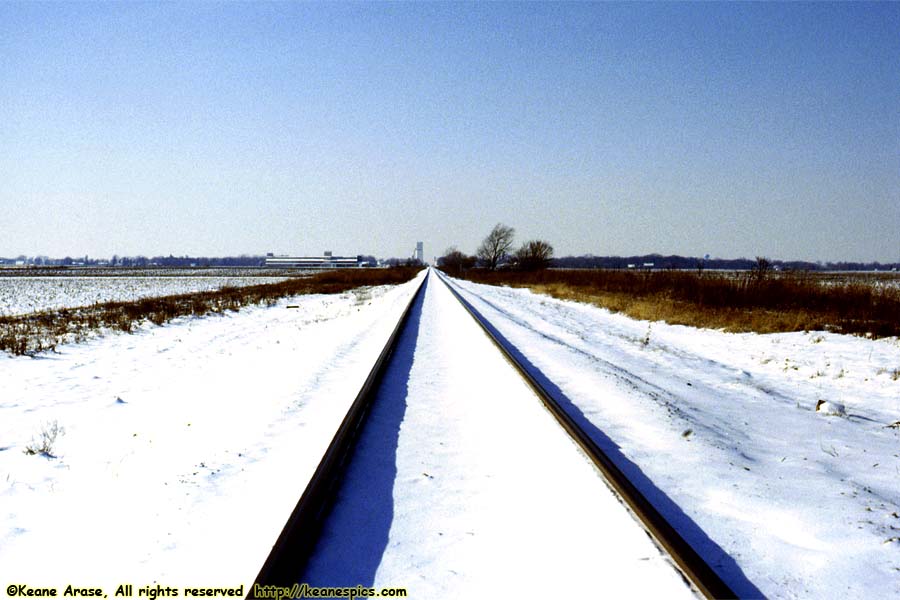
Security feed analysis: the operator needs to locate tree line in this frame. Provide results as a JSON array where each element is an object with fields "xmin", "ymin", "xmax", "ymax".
[
  {"xmin": 551, "ymin": 255, "xmax": 900, "ymax": 272},
  {"xmin": 437, "ymin": 225, "xmax": 900, "ymax": 275},
  {"xmin": 438, "ymin": 223, "xmax": 554, "ymax": 275}
]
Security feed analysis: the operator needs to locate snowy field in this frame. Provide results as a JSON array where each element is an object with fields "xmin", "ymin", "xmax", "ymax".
[
  {"xmin": 0, "ymin": 275, "xmax": 291, "ymax": 316},
  {"xmin": 445, "ymin": 273, "xmax": 900, "ymax": 598},
  {"xmin": 0, "ymin": 273, "xmax": 423, "ymax": 589},
  {"xmin": 2, "ymin": 266, "xmax": 899, "ymax": 597}
]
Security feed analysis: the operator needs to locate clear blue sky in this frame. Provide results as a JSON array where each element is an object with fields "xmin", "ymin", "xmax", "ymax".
[{"xmin": 2, "ymin": 1, "xmax": 898, "ymax": 262}]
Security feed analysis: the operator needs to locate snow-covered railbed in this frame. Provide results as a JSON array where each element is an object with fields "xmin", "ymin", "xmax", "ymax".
[
  {"xmin": 445, "ymin": 274, "xmax": 900, "ymax": 598},
  {"xmin": 0, "ymin": 272, "xmax": 424, "ymax": 589},
  {"xmin": 303, "ymin": 269, "xmax": 694, "ymax": 598}
]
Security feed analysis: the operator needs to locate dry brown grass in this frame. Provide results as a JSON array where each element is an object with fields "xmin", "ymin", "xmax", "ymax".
[
  {"xmin": 457, "ymin": 269, "xmax": 900, "ymax": 338},
  {"xmin": 1, "ymin": 267, "xmax": 421, "ymax": 356}
]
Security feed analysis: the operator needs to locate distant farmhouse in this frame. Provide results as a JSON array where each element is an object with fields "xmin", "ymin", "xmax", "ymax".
[{"xmin": 264, "ymin": 251, "xmax": 363, "ymax": 269}]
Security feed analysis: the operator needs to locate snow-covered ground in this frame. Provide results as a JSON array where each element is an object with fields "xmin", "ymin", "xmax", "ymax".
[
  {"xmin": 0, "ymin": 273, "xmax": 423, "ymax": 589},
  {"xmin": 444, "ymin": 273, "xmax": 900, "ymax": 599},
  {"xmin": 4, "ymin": 265, "xmax": 899, "ymax": 597},
  {"xmin": 304, "ymin": 270, "xmax": 693, "ymax": 598},
  {"xmin": 0, "ymin": 275, "xmax": 291, "ymax": 316}
]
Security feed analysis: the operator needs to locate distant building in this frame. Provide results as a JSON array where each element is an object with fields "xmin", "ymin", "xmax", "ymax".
[
  {"xmin": 415, "ymin": 242, "xmax": 424, "ymax": 264},
  {"xmin": 264, "ymin": 252, "xmax": 363, "ymax": 269}
]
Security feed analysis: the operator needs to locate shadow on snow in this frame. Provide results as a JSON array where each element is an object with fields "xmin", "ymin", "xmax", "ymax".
[
  {"xmin": 299, "ymin": 276, "xmax": 427, "ymax": 586},
  {"xmin": 453, "ymin": 285, "xmax": 764, "ymax": 599}
]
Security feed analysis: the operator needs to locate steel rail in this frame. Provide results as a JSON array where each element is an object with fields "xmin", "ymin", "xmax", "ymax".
[
  {"xmin": 435, "ymin": 269, "xmax": 736, "ymax": 600},
  {"xmin": 250, "ymin": 272, "xmax": 427, "ymax": 593}
]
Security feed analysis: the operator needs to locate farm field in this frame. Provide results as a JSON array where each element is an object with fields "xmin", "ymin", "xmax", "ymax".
[
  {"xmin": 0, "ymin": 268, "xmax": 420, "ymax": 356},
  {"xmin": 1, "ymin": 268, "xmax": 898, "ymax": 597},
  {"xmin": 445, "ymin": 273, "xmax": 900, "ymax": 598},
  {"xmin": 0, "ymin": 269, "xmax": 295, "ymax": 317},
  {"xmin": 698, "ymin": 270, "xmax": 900, "ymax": 290},
  {"xmin": 0, "ymin": 273, "xmax": 425, "ymax": 588},
  {"xmin": 457, "ymin": 268, "xmax": 900, "ymax": 338}
]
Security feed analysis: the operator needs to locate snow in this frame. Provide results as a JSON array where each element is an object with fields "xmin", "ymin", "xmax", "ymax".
[
  {"xmin": 0, "ymin": 273, "xmax": 423, "ymax": 589},
  {"xmin": 0, "ymin": 275, "xmax": 291, "ymax": 316},
  {"xmin": 815, "ymin": 399, "xmax": 847, "ymax": 417},
  {"xmin": 3, "ymin": 264, "xmax": 898, "ymax": 597},
  {"xmin": 303, "ymin": 270, "xmax": 693, "ymax": 597},
  {"xmin": 444, "ymin": 273, "xmax": 900, "ymax": 599}
]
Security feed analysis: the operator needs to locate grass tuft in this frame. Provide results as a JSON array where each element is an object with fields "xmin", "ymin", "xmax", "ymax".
[{"xmin": 24, "ymin": 420, "xmax": 64, "ymax": 458}]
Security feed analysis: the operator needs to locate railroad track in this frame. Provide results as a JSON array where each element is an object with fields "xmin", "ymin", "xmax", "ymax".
[
  {"xmin": 434, "ymin": 270, "xmax": 736, "ymax": 599},
  {"xmin": 251, "ymin": 268, "xmax": 736, "ymax": 599},
  {"xmin": 251, "ymin": 271, "xmax": 427, "ymax": 590}
]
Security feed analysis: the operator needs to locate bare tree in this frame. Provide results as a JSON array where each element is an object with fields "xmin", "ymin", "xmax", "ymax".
[
  {"xmin": 515, "ymin": 239, "xmax": 554, "ymax": 271},
  {"xmin": 477, "ymin": 223, "xmax": 515, "ymax": 270},
  {"xmin": 749, "ymin": 256, "xmax": 771, "ymax": 284}
]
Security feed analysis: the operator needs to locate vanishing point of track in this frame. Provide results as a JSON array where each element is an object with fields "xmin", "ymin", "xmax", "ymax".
[{"xmin": 250, "ymin": 269, "xmax": 736, "ymax": 599}]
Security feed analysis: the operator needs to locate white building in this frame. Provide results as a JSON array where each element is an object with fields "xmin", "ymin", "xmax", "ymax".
[{"xmin": 264, "ymin": 251, "xmax": 362, "ymax": 269}]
